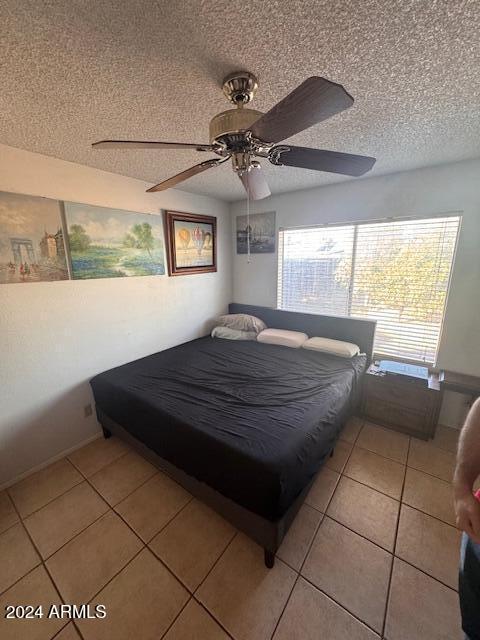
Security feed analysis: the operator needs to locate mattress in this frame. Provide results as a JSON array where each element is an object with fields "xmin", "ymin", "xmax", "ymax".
[{"xmin": 90, "ymin": 337, "xmax": 366, "ymax": 520}]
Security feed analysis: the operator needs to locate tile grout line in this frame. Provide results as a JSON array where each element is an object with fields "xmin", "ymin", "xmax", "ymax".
[
  {"xmin": 67, "ymin": 447, "xmax": 131, "ymax": 482},
  {"xmin": 301, "ymin": 419, "xmax": 399, "ymax": 638},
  {"xmin": 7, "ymin": 459, "xmax": 119, "ymax": 566},
  {"xmin": 4, "ymin": 435, "xmax": 236, "ymax": 638},
  {"xmin": 76, "ymin": 457, "xmax": 237, "ymax": 616},
  {"xmin": 270, "ymin": 419, "xmax": 458, "ymax": 639},
  {"xmin": 278, "ymin": 420, "xmax": 459, "ymax": 639},
  {"xmin": 351, "ymin": 443, "xmax": 410, "ymax": 466},
  {"xmin": 157, "ymin": 595, "xmax": 194, "ymax": 640},
  {"xmin": 190, "ymin": 528, "xmax": 302, "ymax": 640},
  {"xmin": 73, "ymin": 441, "xmax": 199, "ymax": 530},
  {"xmin": 404, "ymin": 463, "xmax": 454, "ymax": 484},
  {"xmin": 355, "ymin": 419, "xmax": 456, "ymax": 466},
  {"xmin": 2, "ymin": 490, "xmax": 74, "ymax": 638},
  {"xmin": 269, "ymin": 418, "xmax": 365, "ymax": 640},
  {"xmin": 307, "ymin": 461, "xmax": 456, "ymax": 529},
  {"xmin": 3, "ymin": 442, "xmax": 193, "ymax": 635},
  {"xmin": 395, "ymin": 501, "xmax": 458, "ymax": 531},
  {"xmin": 310, "ymin": 486, "xmax": 455, "ymax": 530},
  {"xmin": 341, "ymin": 467, "xmax": 404, "ymax": 501},
  {"xmin": 6, "ymin": 474, "xmax": 84, "ymax": 522},
  {"xmin": 10, "ymin": 447, "xmax": 189, "ymax": 566},
  {"xmin": 80, "ymin": 469, "xmax": 203, "ymax": 600},
  {"xmin": 299, "ymin": 574, "xmax": 383, "ymax": 637},
  {"xmin": 388, "ymin": 555, "xmax": 460, "ymax": 594},
  {"xmin": 87, "ymin": 468, "xmax": 158, "ymax": 510},
  {"xmin": 193, "ymin": 530, "xmax": 239, "ymax": 595},
  {"xmin": 299, "ymin": 418, "xmax": 363, "ymax": 575},
  {"xmin": 321, "ymin": 512, "xmax": 394, "ymax": 555},
  {"xmin": 341, "ymin": 436, "xmax": 455, "ymax": 485},
  {"xmin": 143, "ymin": 495, "xmax": 195, "ymax": 546},
  {"xmin": 315, "ymin": 507, "xmax": 461, "ymax": 592},
  {"xmin": 83, "ymin": 544, "xmax": 146, "ymax": 609},
  {"xmin": 150, "ymin": 519, "xmax": 237, "ymax": 640},
  {"xmin": 38, "ymin": 508, "xmax": 110, "ymax": 562},
  {"xmin": 380, "ymin": 436, "xmax": 411, "ymax": 639},
  {"xmin": 157, "ymin": 527, "xmax": 238, "ymax": 640},
  {"xmin": 188, "ymin": 532, "xmax": 240, "ymax": 639},
  {"xmin": 191, "ymin": 599, "xmax": 236, "ymax": 640},
  {"xmin": 50, "ymin": 621, "xmax": 83, "ymax": 640},
  {"xmin": 5, "ymin": 441, "xmax": 130, "ymax": 524},
  {"xmin": 0, "ymin": 505, "xmax": 110, "ymax": 599},
  {"xmin": 68, "ymin": 440, "xmax": 162, "ymax": 505},
  {"xmin": 7, "ymin": 448, "xmax": 180, "ymax": 638}
]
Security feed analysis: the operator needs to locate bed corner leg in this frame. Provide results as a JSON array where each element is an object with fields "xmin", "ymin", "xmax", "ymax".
[
  {"xmin": 102, "ymin": 427, "xmax": 112, "ymax": 439},
  {"xmin": 264, "ymin": 549, "xmax": 275, "ymax": 569},
  {"xmin": 330, "ymin": 447, "xmax": 335, "ymax": 458}
]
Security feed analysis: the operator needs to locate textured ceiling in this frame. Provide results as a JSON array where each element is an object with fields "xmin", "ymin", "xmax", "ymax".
[{"xmin": 1, "ymin": 0, "xmax": 479, "ymax": 201}]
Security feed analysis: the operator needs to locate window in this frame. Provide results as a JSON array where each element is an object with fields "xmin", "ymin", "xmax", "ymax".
[{"xmin": 278, "ymin": 215, "xmax": 461, "ymax": 363}]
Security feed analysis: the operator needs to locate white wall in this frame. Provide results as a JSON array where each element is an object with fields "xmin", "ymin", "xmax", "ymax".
[
  {"xmin": 0, "ymin": 144, "xmax": 232, "ymax": 487},
  {"xmin": 231, "ymin": 159, "xmax": 480, "ymax": 426}
]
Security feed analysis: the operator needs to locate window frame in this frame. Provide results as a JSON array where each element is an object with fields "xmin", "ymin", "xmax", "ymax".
[{"xmin": 277, "ymin": 211, "xmax": 462, "ymax": 366}]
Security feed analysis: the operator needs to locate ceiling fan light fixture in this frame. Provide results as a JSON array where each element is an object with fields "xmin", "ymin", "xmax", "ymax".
[{"xmin": 232, "ymin": 151, "xmax": 252, "ymax": 174}]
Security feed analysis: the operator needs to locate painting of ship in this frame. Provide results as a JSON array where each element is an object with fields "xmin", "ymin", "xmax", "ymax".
[{"xmin": 236, "ymin": 211, "xmax": 276, "ymax": 254}]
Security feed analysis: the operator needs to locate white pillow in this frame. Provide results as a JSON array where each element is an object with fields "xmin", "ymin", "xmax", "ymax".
[
  {"xmin": 257, "ymin": 328, "xmax": 308, "ymax": 349},
  {"xmin": 211, "ymin": 326, "xmax": 257, "ymax": 341},
  {"xmin": 302, "ymin": 336, "xmax": 360, "ymax": 358},
  {"xmin": 217, "ymin": 313, "xmax": 267, "ymax": 334}
]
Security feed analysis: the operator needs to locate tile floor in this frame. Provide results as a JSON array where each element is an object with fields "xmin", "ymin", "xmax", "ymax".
[{"xmin": 0, "ymin": 419, "xmax": 463, "ymax": 639}]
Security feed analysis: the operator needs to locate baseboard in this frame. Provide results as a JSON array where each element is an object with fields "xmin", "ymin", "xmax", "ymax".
[{"xmin": 0, "ymin": 431, "xmax": 103, "ymax": 491}]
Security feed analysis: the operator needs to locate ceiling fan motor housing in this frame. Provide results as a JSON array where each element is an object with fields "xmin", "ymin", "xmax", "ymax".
[{"xmin": 209, "ymin": 108, "xmax": 263, "ymax": 148}]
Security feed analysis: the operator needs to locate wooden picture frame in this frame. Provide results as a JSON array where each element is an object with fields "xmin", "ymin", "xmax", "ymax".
[{"xmin": 164, "ymin": 210, "xmax": 217, "ymax": 276}]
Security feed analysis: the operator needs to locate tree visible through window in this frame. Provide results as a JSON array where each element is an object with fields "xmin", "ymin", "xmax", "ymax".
[{"xmin": 278, "ymin": 216, "xmax": 460, "ymax": 363}]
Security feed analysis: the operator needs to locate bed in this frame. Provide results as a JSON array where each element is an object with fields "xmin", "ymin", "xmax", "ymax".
[{"xmin": 90, "ymin": 303, "xmax": 376, "ymax": 567}]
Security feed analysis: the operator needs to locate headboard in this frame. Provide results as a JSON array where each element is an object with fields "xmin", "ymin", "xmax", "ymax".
[{"xmin": 229, "ymin": 303, "xmax": 377, "ymax": 363}]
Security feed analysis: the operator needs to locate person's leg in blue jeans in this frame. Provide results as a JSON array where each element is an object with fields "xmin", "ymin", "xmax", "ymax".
[{"xmin": 459, "ymin": 533, "xmax": 480, "ymax": 640}]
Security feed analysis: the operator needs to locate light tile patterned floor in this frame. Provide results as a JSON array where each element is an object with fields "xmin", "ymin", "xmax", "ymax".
[{"xmin": 0, "ymin": 419, "xmax": 463, "ymax": 640}]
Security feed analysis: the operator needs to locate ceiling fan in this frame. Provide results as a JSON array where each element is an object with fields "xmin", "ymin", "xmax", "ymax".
[{"xmin": 92, "ymin": 71, "xmax": 376, "ymax": 200}]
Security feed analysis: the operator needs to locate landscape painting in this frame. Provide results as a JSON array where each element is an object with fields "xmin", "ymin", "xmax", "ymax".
[
  {"xmin": 236, "ymin": 211, "xmax": 276, "ymax": 254},
  {"xmin": 0, "ymin": 190, "xmax": 69, "ymax": 284},
  {"xmin": 165, "ymin": 210, "xmax": 216, "ymax": 275},
  {"xmin": 64, "ymin": 202, "xmax": 165, "ymax": 279}
]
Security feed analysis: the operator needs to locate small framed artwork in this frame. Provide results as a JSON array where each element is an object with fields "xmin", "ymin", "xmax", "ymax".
[
  {"xmin": 164, "ymin": 210, "xmax": 217, "ymax": 275},
  {"xmin": 236, "ymin": 211, "xmax": 276, "ymax": 254}
]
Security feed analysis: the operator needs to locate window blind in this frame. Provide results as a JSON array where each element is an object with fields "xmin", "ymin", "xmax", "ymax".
[{"xmin": 278, "ymin": 215, "xmax": 460, "ymax": 364}]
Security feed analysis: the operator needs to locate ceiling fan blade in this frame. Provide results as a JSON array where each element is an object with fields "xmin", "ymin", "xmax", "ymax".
[
  {"xmin": 92, "ymin": 140, "xmax": 213, "ymax": 152},
  {"xmin": 249, "ymin": 77, "xmax": 354, "ymax": 144},
  {"xmin": 146, "ymin": 158, "xmax": 227, "ymax": 193},
  {"xmin": 270, "ymin": 146, "xmax": 376, "ymax": 176},
  {"xmin": 239, "ymin": 164, "xmax": 271, "ymax": 200}
]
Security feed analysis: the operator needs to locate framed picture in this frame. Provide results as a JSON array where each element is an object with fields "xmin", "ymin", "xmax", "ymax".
[
  {"xmin": 0, "ymin": 190, "xmax": 69, "ymax": 284},
  {"xmin": 236, "ymin": 211, "xmax": 276, "ymax": 254},
  {"xmin": 164, "ymin": 210, "xmax": 217, "ymax": 275},
  {"xmin": 63, "ymin": 201, "xmax": 165, "ymax": 280}
]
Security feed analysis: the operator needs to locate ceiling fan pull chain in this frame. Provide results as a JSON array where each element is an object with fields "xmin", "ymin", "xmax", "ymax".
[{"xmin": 247, "ymin": 179, "xmax": 251, "ymax": 264}]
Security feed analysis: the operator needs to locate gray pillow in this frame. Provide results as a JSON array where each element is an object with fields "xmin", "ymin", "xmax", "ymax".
[
  {"xmin": 217, "ymin": 313, "xmax": 267, "ymax": 334},
  {"xmin": 211, "ymin": 326, "xmax": 257, "ymax": 341}
]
